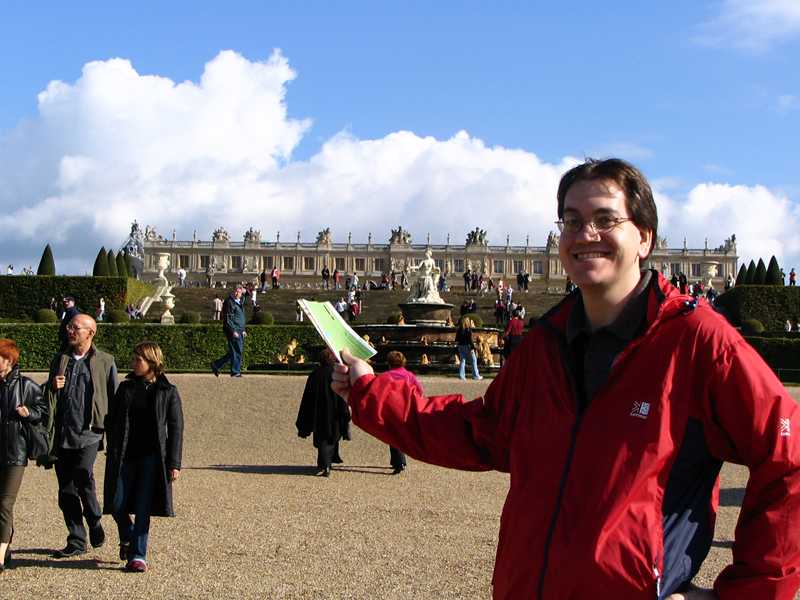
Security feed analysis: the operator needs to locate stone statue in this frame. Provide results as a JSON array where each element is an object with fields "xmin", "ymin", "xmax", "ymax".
[
  {"xmin": 407, "ymin": 249, "xmax": 444, "ymax": 304},
  {"xmin": 656, "ymin": 236, "xmax": 668, "ymax": 250},
  {"xmin": 212, "ymin": 227, "xmax": 230, "ymax": 243},
  {"xmin": 316, "ymin": 228, "xmax": 332, "ymax": 245},
  {"xmin": 466, "ymin": 227, "xmax": 488, "ymax": 246},
  {"xmin": 546, "ymin": 231, "xmax": 560, "ymax": 250},
  {"xmin": 243, "ymin": 227, "xmax": 261, "ymax": 243},
  {"xmin": 390, "ymin": 226, "xmax": 412, "ymax": 245},
  {"xmin": 715, "ymin": 234, "xmax": 737, "ymax": 253},
  {"xmin": 144, "ymin": 225, "xmax": 163, "ymax": 242},
  {"xmin": 122, "ymin": 221, "xmax": 145, "ymax": 259}
]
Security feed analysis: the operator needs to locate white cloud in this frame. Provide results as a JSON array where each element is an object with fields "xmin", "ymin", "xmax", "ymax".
[
  {"xmin": 695, "ymin": 0, "xmax": 800, "ymax": 52},
  {"xmin": 0, "ymin": 50, "xmax": 798, "ymax": 276}
]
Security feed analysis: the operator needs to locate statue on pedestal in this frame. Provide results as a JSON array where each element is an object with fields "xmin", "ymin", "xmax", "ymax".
[{"xmin": 407, "ymin": 249, "xmax": 444, "ymax": 304}]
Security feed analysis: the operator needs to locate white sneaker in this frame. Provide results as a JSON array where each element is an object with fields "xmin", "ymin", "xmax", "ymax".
[{"xmin": 473, "ymin": 375, "xmax": 483, "ymax": 381}]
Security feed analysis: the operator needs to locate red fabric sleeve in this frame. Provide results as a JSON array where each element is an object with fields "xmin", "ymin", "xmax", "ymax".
[
  {"xmin": 701, "ymin": 338, "xmax": 800, "ymax": 600},
  {"xmin": 347, "ymin": 361, "xmax": 520, "ymax": 472}
]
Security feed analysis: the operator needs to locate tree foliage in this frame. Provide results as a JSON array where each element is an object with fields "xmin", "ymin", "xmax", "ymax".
[
  {"xmin": 744, "ymin": 260, "xmax": 757, "ymax": 284},
  {"xmin": 754, "ymin": 258, "xmax": 768, "ymax": 285},
  {"xmin": 735, "ymin": 264, "xmax": 748, "ymax": 286},
  {"xmin": 93, "ymin": 247, "xmax": 109, "ymax": 276},
  {"xmin": 37, "ymin": 244, "xmax": 56, "ymax": 276},
  {"xmin": 116, "ymin": 252, "xmax": 129, "ymax": 278},
  {"xmin": 107, "ymin": 249, "xmax": 119, "ymax": 277},
  {"xmin": 766, "ymin": 256, "xmax": 783, "ymax": 286}
]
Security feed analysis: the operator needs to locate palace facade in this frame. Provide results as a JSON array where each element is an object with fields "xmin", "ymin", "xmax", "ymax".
[{"xmin": 128, "ymin": 223, "xmax": 739, "ymax": 287}]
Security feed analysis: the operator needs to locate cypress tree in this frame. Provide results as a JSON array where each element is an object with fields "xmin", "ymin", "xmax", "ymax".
[
  {"xmin": 107, "ymin": 249, "xmax": 119, "ymax": 277},
  {"xmin": 754, "ymin": 258, "xmax": 767, "ymax": 284},
  {"xmin": 116, "ymin": 252, "xmax": 129, "ymax": 278},
  {"xmin": 37, "ymin": 244, "xmax": 56, "ymax": 275},
  {"xmin": 735, "ymin": 264, "xmax": 747, "ymax": 286},
  {"xmin": 744, "ymin": 260, "xmax": 756, "ymax": 284},
  {"xmin": 765, "ymin": 256, "xmax": 783, "ymax": 285},
  {"xmin": 93, "ymin": 247, "xmax": 109, "ymax": 276}
]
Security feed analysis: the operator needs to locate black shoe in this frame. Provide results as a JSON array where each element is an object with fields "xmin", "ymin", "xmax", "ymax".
[
  {"xmin": 89, "ymin": 523, "xmax": 105, "ymax": 548},
  {"xmin": 319, "ymin": 467, "xmax": 331, "ymax": 477},
  {"xmin": 119, "ymin": 542, "xmax": 131, "ymax": 561},
  {"xmin": 392, "ymin": 465, "xmax": 406, "ymax": 475},
  {"xmin": 211, "ymin": 362, "xmax": 220, "ymax": 377},
  {"xmin": 52, "ymin": 545, "xmax": 87, "ymax": 558},
  {"xmin": 230, "ymin": 373, "xmax": 242, "ymax": 378}
]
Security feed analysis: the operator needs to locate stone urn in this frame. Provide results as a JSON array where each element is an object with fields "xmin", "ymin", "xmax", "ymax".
[{"xmin": 160, "ymin": 290, "xmax": 176, "ymax": 325}]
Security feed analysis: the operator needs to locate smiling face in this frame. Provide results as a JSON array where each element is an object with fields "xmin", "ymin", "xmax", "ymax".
[{"xmin": 558, "ymin": 179, "xmax": 652, "ymax": 294}]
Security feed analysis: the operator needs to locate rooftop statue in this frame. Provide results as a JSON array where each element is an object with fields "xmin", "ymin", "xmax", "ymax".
[
  {"xmin": 316, "ymin": 227, "xmax": 332, "ymax": 245},
  {"xmin": 212, "ymin": 227, "xmax": 230, "ymax": 242},
  {"xmin": 390, "ymin": 226, "xmax": 412, "ymax": 245},
  {"xmin": 466, "ymin": 227, "xmax": 488, "ymax": 246},
  {"xmin": 122, "ymin": 221, "xmax": 146, "ymax": 259},
  {"xmin": 244, "ymin": 227, "xmax": 261, "ymax": 243}
]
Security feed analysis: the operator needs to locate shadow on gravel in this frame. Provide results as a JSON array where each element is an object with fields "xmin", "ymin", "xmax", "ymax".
[
  {"xmin": 712, "ymin": 540, "xmax": 734, "ymax": 549},
  {"xmin": 11, "ymin": 548, "xmax": 119, "ymax": 570},
  {"xmin": 719, "ymin": 487, "xmax": 745, "ymax": 507},
  {"xmin": 192, "ymin": 464, "xmax": 395, "ymax": 476},
  {"xmin": 195, "ymin": 464, "xmax": 320, "ymax": 476}
]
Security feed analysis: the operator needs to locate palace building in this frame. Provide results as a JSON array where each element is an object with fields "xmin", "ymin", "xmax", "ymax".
[{"xmin": 125, "ymin": 222, "xmax": 739, "ymax": 287}]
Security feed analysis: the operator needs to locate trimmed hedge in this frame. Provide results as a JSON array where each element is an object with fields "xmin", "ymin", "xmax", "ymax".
[
  {"xmin": 746, "ymin": 335, "xmax": 800, "ymax": 383},
  {"xmin": 0, "ymin": 323, "xmax": 320, "ymax": 371},
  {"xmin": 35, "ymin": 309, "xmax": 59, "ymax": 323},
  {"xmin": 0, "ymin": 276, "xmax": 127, "ymax": 320},
  {"xmin": 715, "ymin": 285, "xmax": 800, "ymax": 331}
]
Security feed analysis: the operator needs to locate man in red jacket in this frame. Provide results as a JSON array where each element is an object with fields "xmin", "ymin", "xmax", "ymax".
[{"xmin": 332, "ymin": 158, "xmax": 800, "ymax": 600}]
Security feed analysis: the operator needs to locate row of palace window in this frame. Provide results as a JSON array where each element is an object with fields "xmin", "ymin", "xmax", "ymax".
[
  {"xmin": 172, "ymin": 254, "xmax": 551, "ymax": 275},
  {"xmin": 171, "ymin": 255, "xmax": 726, "ymax": 278}
]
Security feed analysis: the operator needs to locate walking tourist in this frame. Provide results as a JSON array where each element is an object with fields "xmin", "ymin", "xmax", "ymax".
[
  {"xmin": 212, "ymin": 294, "xmax": 223, "ymax": 321},
  {"xmin": 296, "ymin": 349, "xmax": 350, "ymax": 477},
  {"xmin": 0, "ymin": 339, "xmax": 48, "ymax": 572},
  {"xmin": 103, "ymin": 342, "xmax": 184, "ymax": 573},
  {"xmin": 48, "ymin": 314, "xmax": 118, "ymax": 558},
  {"xmin": 380, "ymin": 351, "xmax": 419, "ymax": 474},
  {"xmin": 790, "ymin": 268, "xmax": 796, "ymax": 286},
  {"xmin": 331, "ymin": 158, "xmax": 800, "ymax": 599},
  {"xmin": 58, "ymin": 296, "xmax": 80, "ymax": 352},
  {"xmin": 270, "ymin": 266, "xmax": 280, "ymax": 289},
  {"xmin": 211, "ymin": 285, "xmax": 246, "ymax": 377},
  {"xmin": 321, "ymin": 265, "xmax": 330, "ymax": 289},
  {"xmin": 502, "ymin": 309, "xmax": 524, "ymax": 361},
  {"xmin": 454, "ymin": 317, "xmax": 482, "ymax": 381},
  {"xmin": 259, "ymin": 268, "xmax": 268, "ymax": 292}
]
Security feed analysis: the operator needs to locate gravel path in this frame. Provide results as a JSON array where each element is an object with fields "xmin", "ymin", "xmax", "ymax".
[{"xmin": 3, "ymin": 374, "xmax": 798, "ymax": 599}]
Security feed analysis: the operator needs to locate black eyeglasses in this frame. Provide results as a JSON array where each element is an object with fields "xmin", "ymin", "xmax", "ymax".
[{"xmin": 555, "ymin": 215, "xmax": 633, "ymax": 235}]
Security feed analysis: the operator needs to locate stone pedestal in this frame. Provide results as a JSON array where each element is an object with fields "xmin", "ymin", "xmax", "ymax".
[{"xmin": 398, "ymin": 302, "xmax": 454, "ymax": 325}]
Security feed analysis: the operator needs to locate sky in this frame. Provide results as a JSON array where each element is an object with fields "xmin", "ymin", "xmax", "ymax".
[{"xmin": 0, "ymin": 0, "xmax": 798, "ymax": 275}]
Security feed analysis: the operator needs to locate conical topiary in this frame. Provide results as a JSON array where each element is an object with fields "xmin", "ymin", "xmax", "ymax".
[
  {"xmin": 754, "ymin": 258, "xmax": 767, "ymax": 284},
  {"xmin": 766, "ymin": 256, "xmax": 783, "ymax": 285},
  {"xmin": 93, "ymin": 247, "xmax": 109, "ymax": 276},
  {"xmin": 744, "ymin": 260, "xmax": 756, "ymax": 284},
  {"xmin": 116, "ymin": 251, "xmax": 129, "ymax": 278},
  {"xmin": 37, "ymin": 244, "xmax": 56, "ymax": 275},
  {"xmin": 107, "ymin": 249, "xmax": 119, "ymax": 277},
  {"xmin": 735, "ymin": 264, "xmax": 747, "ymax": 286}
]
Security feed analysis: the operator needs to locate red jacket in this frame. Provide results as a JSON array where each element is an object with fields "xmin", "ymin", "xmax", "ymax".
[{"xmin": 347, "ymin": 273, "xmax": 800, "ymax": 599}]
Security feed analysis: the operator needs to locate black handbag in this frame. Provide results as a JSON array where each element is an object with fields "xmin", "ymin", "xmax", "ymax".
[{"xmin": 15, "ymin": 379, "xmax": 50, "ymax": 461}]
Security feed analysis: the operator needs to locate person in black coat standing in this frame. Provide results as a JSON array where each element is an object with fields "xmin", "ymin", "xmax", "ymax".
[
  {"xmin": 0, "ymin": 339, "xmax": 47, "ymax": 572},
  {"xmin": 103, "ymin": 342, "xmax": 184, "ymax": 573},
  {"xmin": 296, "ymin": 349, "xmax": 351, "ymax": 477}
]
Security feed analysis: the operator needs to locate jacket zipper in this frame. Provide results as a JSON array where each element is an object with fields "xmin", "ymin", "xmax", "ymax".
[{"xmin": 535, "ymin": 332, "xmax": 584, "ymax": 600}]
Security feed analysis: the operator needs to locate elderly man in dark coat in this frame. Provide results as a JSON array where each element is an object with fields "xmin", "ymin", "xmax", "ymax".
[{"xmin": 296, "ymin": 349, "xmax": 351, "ymax": 477}]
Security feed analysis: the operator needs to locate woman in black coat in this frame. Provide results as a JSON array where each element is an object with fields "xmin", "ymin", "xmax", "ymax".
[
  {"xmin": 296, "ymin": 349, "xmax": 351, "ymax": 476},
  {"xmin": 0, "ymin": 338, "xmax": 47, "ymax": 572},
  {"xmin": 103, "ymin": 341, "xmax": 184, "ymax": 573}
]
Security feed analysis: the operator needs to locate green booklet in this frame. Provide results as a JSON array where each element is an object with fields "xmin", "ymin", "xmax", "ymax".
[{"xmin": 297, "ymin": 299, "xmax": 377, "ymax": 363}]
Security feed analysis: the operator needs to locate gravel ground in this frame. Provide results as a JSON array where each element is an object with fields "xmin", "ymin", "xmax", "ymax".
[{"xmin": 3, "ymin": 374, "xmax": 798, "ymax": 599}]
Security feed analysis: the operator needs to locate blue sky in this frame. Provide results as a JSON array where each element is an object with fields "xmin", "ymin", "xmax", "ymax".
[{"xmin": 1, "ymin": 1, "xmax": 799, "ymax": 274}]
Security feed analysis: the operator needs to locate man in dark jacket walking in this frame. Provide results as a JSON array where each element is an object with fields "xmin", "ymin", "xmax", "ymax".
[
  {"xmin": 296, "ymin": 349, "xmax": 351, "ymax": 477},
  {"xmin": 211, "ymin": 285, "xmax": 247, "ymax": 377},
  {"xmin": 57, "ymin": 296, "xmax": 80, "ymax": 352},
  {"xmin": 48, "ymin": 313, "xmax": 117, "ymax": 558}
]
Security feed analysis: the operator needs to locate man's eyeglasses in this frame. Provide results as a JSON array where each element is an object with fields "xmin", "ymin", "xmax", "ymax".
[
  {"xmin": 66, "ymin": 324, "xmax": 93, "ymax": 333},
  {"xmin": 555, "ymin": 215, "xmax": 633, "ymax": 235}
]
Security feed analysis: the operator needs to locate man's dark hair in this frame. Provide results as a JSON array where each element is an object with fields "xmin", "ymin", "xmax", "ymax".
[{"xmin": 556, "ymin": 158, "xmax": 658, "ymax": 258}]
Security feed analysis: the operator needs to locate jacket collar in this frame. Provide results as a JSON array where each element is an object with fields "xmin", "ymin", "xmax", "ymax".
[
  {"xmin": 124, "ymin": 372, "xmax": 171, "ymax": 389},
  {"xmin": 540, "ymin": 270, "xmax": 691, "ymax": 339}
]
